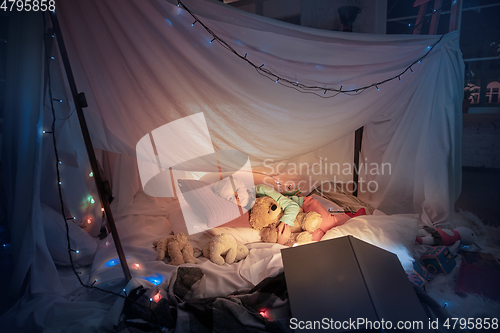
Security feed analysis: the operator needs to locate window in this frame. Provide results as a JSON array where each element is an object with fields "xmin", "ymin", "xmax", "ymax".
[
  {"xmin": 486, "ymin": 81, "xmax": 500, "ymax": 104},
  {"xmin": 386, "ymin": 0, "xmax": 500, "ymax": 111}
]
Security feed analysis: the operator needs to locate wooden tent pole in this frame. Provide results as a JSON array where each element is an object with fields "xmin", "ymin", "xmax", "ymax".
[{"xmin": 49, "ymin": 11, "xmax": 132, "ymax": 283}]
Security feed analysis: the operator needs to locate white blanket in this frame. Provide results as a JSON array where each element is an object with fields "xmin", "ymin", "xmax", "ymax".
[{"xmin": 91, "ymin": 192, "xmax": 419, "ymax": 299}]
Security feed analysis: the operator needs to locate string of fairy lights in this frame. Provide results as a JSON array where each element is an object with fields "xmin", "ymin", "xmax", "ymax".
[
  {"xmin": 42, "ymin": 17, "xmax": 164, "ymax": 331},
  {"xmin": 37, "ymin": 1, "xmax": 452, "ymax": 330},
  {"xmin": 174, "ymin": 0, "xmax": 444, "ymax": 98}
]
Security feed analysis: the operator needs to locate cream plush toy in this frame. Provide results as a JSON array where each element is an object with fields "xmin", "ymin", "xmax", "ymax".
[
  {"xmin": 153, "ymin": 232, "xmax": 197, "ymax": 266},
  {"xmin": 202, "ymin": 233, "xmax": 249, "ymax": 266},
  {"xmin": 250, "ymin": 196, "xmax": 321, "ymax": 247}
]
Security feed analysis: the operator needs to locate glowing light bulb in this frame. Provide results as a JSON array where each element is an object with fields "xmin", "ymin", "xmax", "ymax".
[
  {"xmin": 75, "ymin": 250, "xmax": 80, "ymax": 254},
  {"xmin": 58, "ymin": 181, "xmax": 62, "ymax": 185},
  {"xmin": 89, "ymin": 171, "xmax": 93, "ymax": 177},
  {"xmin": 87, "ymin": 219, "xmax": 92, "ymax": 224},
  {"xmin": 153, "ymin": 292, "xmax": 162, "ymax": 302},
  {"xmin": 58, "ymin": 160, "xmax": 62, "ymax": 164},
  {"xmin": 134, "ymin": 263, "xmax": 140, "ymax": 269},
  {"xmin": 90, "ymin": 198, "xmax": 95, "ymax": 204},
  {"xmin": 101, "ymin": 207, "xmax": 105, "ymax": 212}
]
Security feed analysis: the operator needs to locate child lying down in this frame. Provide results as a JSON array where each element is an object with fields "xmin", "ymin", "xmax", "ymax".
[{"xmin": 212, "ymin": 177, "xmax": 365, "ymax": 245}]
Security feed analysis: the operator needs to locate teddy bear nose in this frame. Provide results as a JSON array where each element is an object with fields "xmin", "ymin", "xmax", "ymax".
[{"xmin": 271, "ymin": 204, "xmax": 277, "ymax": 211}]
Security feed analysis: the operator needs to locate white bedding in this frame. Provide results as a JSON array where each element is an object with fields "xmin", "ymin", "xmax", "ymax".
[{"xmin": 90, "ymin": 191, "xmax": 419, "ymax": 302}]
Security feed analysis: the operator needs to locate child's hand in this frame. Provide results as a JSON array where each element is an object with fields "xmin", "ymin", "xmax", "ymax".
[{"xmin": 277, "ymin": 222, "xmax": 291, "ymax": 245}]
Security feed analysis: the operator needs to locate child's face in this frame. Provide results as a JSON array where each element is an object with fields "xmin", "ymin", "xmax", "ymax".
[{"xmin": 214, "ymin": 177, "xmax": 250, "ymax": 208}]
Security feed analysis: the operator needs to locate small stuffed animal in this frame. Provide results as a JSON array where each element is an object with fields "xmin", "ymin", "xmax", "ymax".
[
  {"xmin": 416, "ymin": 226, "xmax": 475, "ymax": 253},
  {"xmin": 153, "ymin": 232, "xmax": 197, "ymax": 266},
  {"xmin": 250, "ymin": 196, "xmax": 321, "ymax": 246},
  {"xmin": 202, "ymin": 233, "xmax": 249, "ymax": 266}
]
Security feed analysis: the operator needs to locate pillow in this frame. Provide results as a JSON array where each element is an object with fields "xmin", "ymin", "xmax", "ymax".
[
  {"xmin": 321, "ymin": 214, "xmax": 419, "ymax": 272},
  {"xmin": 42, "ymin": 203, "xmax": 99, "ymax": 267},
  {"xmin": 177, "ymin": 179, "xmax": 248, "ymax": 228}
]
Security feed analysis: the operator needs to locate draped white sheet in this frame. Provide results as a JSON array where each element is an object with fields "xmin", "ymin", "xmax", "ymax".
[
  {"xmin": 1, "ymin": 0, "xmax": 464, "ymax": 331},
  {"xmin": 55, "ymin": 0, "xmax": 463, "ymax": 225}
]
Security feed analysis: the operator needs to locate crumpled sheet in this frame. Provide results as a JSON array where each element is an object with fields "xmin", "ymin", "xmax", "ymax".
[{"xmin": 120, "ymin": 266, "xmax": 292, "ymax": 332}]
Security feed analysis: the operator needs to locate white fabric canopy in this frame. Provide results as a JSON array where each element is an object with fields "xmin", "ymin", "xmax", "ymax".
[
  {"xmin": 1, "ymin": 0, "xmax": 463, "ymax": 331},
  {"xmin": 55, "ymin": 0, "xmax": 463, "ymax": 224}
]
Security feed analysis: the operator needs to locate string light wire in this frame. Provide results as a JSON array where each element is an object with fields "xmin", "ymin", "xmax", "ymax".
[
  {"xmin": 41, "ymin": 1, "xmax": 444, "ymax": 328},
  {"xmin": 174, "ymin": 0, "xmax": 444, "ymax": 98},
  {"xmin": 42, "ymin": 16, "xmax": 163, "ymax": 332}
]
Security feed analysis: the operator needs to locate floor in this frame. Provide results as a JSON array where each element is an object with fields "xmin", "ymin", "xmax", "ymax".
[{"xmin": 0, "ymin": 167, "xmax": 499, "ymax": 318}]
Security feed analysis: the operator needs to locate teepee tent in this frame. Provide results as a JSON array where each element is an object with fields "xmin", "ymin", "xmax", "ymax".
[{"xmin": 1, "ymin": 0, "xmax": 463, "ymax": 331}]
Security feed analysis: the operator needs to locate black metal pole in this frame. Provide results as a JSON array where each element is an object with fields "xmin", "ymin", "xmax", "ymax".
[
  {"xmin": 49, "ymin": 11, "xmax": 132, "ymax": 282},
  {"xmin": 353, "ymin": 127, "xmax": 364, "ymax": 197}
]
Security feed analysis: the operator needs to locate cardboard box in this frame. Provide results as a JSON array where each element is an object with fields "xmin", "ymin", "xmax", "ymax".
[{"xmin": 281, "ymin": 236, "xmax": 431, "ymax": 332}]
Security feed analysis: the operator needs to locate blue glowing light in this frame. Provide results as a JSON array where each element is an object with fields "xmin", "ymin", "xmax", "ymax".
[
  {"xmin": 105, "ymin": 258, "xmax": 120, "ymax": 267},
  {"xmin": 142, "ymin": 273, "xmax": 163, "ymax": 286},
  {"xmin": 165, "ymin": 19, "xmax": 172, "ymax": 26},
  {"xmin": 104, "ymin": 256, "xmax": 130, "ymax": 267}
]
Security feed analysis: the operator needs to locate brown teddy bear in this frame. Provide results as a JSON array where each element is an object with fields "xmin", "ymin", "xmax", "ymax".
[
  {"xmin": 202, "ymin": 233, "xmax": 249, "ymax": 266},
  {"xmin": 249, "ymin": 196, "xmax": 322, "ymax": 247},
  {"xmin": 153, "ymin": 232, "xmax": 197, "ymax": 266}
]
